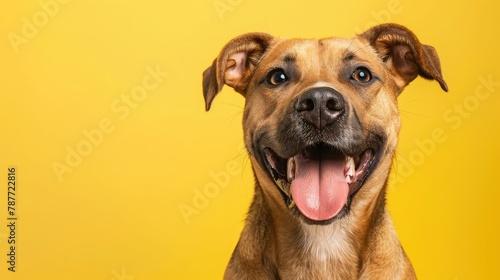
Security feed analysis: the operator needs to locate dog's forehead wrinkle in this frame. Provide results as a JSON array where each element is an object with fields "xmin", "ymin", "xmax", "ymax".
[
  {"xmin": 283, "ymin": 53, "xmax": 296, "ymax": 63},
  {"xmin": 344, "ymin": 52, "xmax": 355, "ymax": 62}
]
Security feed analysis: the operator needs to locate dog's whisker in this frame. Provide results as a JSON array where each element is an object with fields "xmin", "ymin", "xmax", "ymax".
[
  {"xmin": 220, "ymin": 102, "xmax": 245, "ymax": 110},
  {"xmin": 399, "ymin": 109, "xmax": 431, "ymax": 120}
]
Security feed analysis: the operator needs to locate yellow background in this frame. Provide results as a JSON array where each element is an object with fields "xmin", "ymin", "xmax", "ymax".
[{"xmin": 1, "ymin": 1, "xmax": 498, "ymax": 279}]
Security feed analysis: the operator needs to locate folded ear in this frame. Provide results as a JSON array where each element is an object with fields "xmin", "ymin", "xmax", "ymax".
[
  {"xmin": 360, "ymin": 23, "xmax": 448, "ymax": 93},
  {"xmin": 202, "ymin": 32, "xmax": 275, "ymax": 111}
]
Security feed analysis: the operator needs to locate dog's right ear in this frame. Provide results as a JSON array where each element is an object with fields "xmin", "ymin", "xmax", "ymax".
[{"xmin": 202, "ymin": 33, "xmax": 275, "ymax": 111}]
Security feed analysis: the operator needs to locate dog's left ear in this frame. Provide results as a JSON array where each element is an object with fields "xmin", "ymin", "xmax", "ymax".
[
  {"xmin": 203, "ymin": 33, "xmax": 275, "ymax": 111},
  {"xmin": 360, "ymin": 23, "xmax": 448, "ymax": 93}
]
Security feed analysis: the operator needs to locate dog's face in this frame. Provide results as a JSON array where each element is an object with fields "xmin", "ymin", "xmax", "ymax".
[{"xmin": 203, "ymin": 24, "xmax": 447, "ymax": 224}]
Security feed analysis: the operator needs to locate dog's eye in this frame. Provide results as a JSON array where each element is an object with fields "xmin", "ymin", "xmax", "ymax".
[
  {"xmin": 351, "ymin": 67, "xmax": 372, "ymax": 83},
  {"xmin": 267, "ymin": 69, "xmax": 288, "ymax": 86}
]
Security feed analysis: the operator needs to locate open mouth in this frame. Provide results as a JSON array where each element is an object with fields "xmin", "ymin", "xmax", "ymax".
[{"xmin": 263, "ymin": 143, "xmax": 376, "ymax": 222}]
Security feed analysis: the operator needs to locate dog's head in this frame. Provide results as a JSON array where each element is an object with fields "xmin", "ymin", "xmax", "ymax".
[{"xmin": 203, "ymin": 24, "xmax": 447, "ymax": 224}]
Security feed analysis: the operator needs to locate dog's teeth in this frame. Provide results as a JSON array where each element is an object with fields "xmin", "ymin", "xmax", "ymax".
[
  {"xmin": 287, "ymin": 157, "xmax": 296, "ymax": 182},
  {"xmin": 345, "ymin": 157, "xmax": 355, "ymax": 182},
  {"xmin": 288, "ymin": 199, "xmax": 296, "ymax": 209}
]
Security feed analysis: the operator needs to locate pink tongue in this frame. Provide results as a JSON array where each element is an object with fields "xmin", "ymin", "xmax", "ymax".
[{"xmin": 290, "ymin": 152, "xmax": 348, "ymax": 221}]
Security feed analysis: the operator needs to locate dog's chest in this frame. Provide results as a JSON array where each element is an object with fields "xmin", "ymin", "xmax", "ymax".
[{"xmin": 278, "ymin": 226, "xmax": 359, "ymax": 279}]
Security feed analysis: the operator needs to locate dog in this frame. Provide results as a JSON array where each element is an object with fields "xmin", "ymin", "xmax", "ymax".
[{"xmin": 202, "ymin": 23, "xmax": 447, "ymax": 280}]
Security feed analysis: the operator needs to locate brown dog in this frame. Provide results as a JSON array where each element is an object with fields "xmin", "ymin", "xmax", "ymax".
[{"xmin": 202, "ymin": 23, "xmax": 447, "ymax": 279}]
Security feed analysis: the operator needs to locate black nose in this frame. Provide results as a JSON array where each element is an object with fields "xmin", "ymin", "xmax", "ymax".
[{"xmin": 296, "ymin": 87, "xmax": 345, "ymax": 129}]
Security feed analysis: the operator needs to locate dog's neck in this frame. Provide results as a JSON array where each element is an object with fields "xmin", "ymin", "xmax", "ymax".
[{"xmin": 273, "ymin": 217, "xmax": 361, "ymax": 279}]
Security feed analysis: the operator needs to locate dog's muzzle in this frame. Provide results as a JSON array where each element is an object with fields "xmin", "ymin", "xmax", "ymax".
[{"xmin": 260, "ymin": 87, "xmax": 379, "ymax": 223}]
